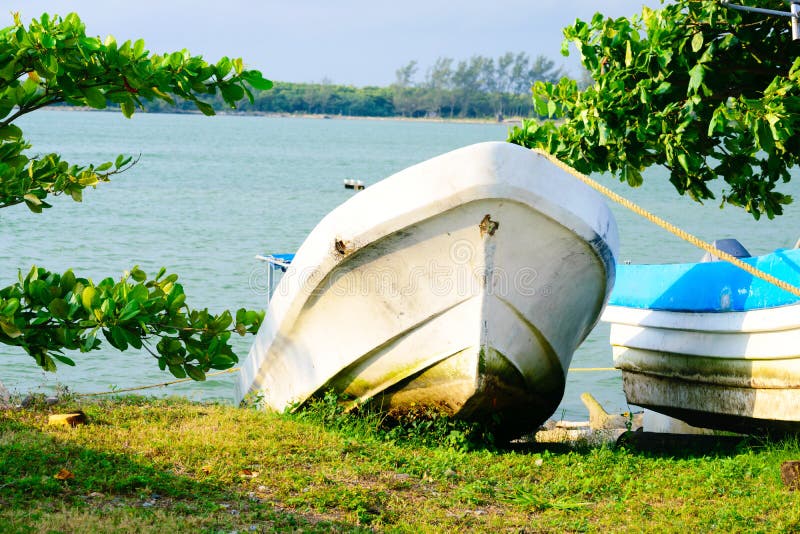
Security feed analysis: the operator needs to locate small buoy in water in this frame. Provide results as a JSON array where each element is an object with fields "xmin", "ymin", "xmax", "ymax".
[{"xmin": 343, "ymin": 179, "xmax": 365, "ymax": 191}]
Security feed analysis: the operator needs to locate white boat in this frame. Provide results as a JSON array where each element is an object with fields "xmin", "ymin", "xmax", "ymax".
[
  {"xmin": 236, "ymin": 142, "xmax": 618, "ymax": 436},
  {"xmin": 602, "ymin": 242, "xmax": 800, "ymax": 433}
]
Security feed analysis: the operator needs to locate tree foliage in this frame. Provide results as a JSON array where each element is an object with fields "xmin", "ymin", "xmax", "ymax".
[
  {"xmin": 0, "ymin": 266, "xmax": 262, "ymax": 380},
  {"xmin": 509, "ymin": 0, "xmax": 800, "ymax": 219},
  {"xmin": 0, "ymin": 12, "xmax": 270, "ymax": 378},
  {"xmin": 392, "ymin": 52, "xmax": 565, "ymax": 118},
  {"xmin": 138, "ymin": 52, "xmax": 564, "ymax": 120},
  {"xmin": 0, "ymin": 11, "xmax": 271, "ymax": 212}
]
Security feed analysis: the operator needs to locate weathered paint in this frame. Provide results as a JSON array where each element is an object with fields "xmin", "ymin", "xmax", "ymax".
[
  {"xmin": 604, "ymin": 301, "xmax": 800, "ymax": 433},
  {"xmin": 621, "ymin": 371, "xmax": 800, "ymax": 433},
  {"xmin": 236, "ymin": 142, "xmax": 618, "ymax": 437}
]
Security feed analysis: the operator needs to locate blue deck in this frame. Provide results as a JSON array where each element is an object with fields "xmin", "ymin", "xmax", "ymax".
[{"xmin": 608, "ymin": 248, "xmax": 800, "ymax": 312}]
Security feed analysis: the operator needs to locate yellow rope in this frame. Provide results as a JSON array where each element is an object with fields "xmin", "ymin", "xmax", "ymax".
[
  {"xmin": 75, "ymin": 367, "xmax": 241, "ymax": 397},
  {"xmin": 534, "ymin": 149, "xmax": 800, "ymax": 299},
  {"xmin": 73, "ymin": 153, "xmax": 800, "ymax": 396}
]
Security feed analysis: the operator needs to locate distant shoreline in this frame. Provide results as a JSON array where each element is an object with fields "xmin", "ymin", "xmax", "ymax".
[
  {"xmin": 44, "ymin": 106, "xmax": 524, "ymax": 127},
  {"xmin": 233, "ymin": 111, "xmax": 525, "ymax": 127}
]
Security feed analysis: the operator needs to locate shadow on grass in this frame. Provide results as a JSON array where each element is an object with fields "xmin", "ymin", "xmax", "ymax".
[
  {"xmin": 0, "ymin": 415, "xmax": 365, "ymax": 532},
  {"xmin": 503, "ymin": 431, "xmax": 794, "ymax": 460},
  {"xmin": 292, "ymin": 392, "xmax": 797, "ymax": 460}
]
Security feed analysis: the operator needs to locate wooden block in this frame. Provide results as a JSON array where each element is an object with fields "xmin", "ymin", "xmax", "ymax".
[
  {"xmin": 48, "ymin": 411, "xmax": 87, "ymax": 427},
  {"xmin": 781, "ymin": 461, "xmax": 800, "ymax": 490}
]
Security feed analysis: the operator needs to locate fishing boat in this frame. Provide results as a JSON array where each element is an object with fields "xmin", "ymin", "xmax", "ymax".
[
  {"xmin": 235, "ymin": 142, "xmax": 619, "ymax": 436},
  {"xmin": 602, "ymin": 241, "xmax": 800, "ymax": 433}
]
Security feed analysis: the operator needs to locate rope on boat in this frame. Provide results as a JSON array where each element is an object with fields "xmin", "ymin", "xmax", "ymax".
[
  {"xmin": 71, "ymin": 364, "xmax": 619, "ymax": 397},
  {"xmin": 76, "ymin": 152, "xmax": 782, "ymax": 398},
  {"xmin": 75, "ymin": 367, "xmax": 241, "ymax": 397},
  {"xmin": 534, "ymin": 149, "xmax": 800, "ymax": 299}
]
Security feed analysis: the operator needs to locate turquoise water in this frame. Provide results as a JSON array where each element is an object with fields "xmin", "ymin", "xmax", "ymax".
[{"xmin": 2, "ymin": 110, "xmax": 799, "ymax": 420}]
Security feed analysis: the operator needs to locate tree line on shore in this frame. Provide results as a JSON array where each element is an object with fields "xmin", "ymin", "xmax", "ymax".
[{"xmin": 139, "ymin": 52, "xmax": 570, "ymax": 120}]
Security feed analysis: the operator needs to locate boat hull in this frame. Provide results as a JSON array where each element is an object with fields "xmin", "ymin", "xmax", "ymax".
[
  {"xmin": 237, "ymin": 142, "xmax": 618, "ymax": 436},
  {"xmin": 604, "ymin": 301, "xmax": 800, "ymax": 433}
]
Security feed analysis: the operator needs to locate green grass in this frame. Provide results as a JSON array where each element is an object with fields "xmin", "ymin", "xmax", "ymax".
[{"xmin": 1, "ymin": 394, "xmax": 800, "ymax": 533}]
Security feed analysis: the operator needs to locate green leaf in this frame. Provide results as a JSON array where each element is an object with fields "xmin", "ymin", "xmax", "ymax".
[
  {"xmin": 623, "ymin": 166, "xmax": 643, "ymax": 187},
  {"xmin": 82, "ymin": 333, "xmax": 98, "ymax": 352},
  {"xmin": 687, "ymin": 63, "xmax": 705, "ymax": 93},
  {"xmin": 60, "ymin": 270, "xmax": 76, "ymax": 291},
  {"xmin": 220, "ymin": 83, "xmax": 245, "ymax": 103},
  {"xmin": 77, "ymin": 173, "xmax": 99, "ymax": 186},
  {"xmin": 598, "ymin": 122, "xmax": 609, "ymax": 146},
  {"xmin": 0, "ymin": 96, "xmax": 16, "ymax": 120},
  {"xmin": 1, "ymin": 298, "xmax": 20, "ymax": 315},
  {"xmin": 677, "ymin": 153, "xmax": 690, "ymax": 173},
  {"xmin": 0, "ymin": 125, "xmax": 22, "ymax": 140},
  {"xmin": 23, "ymin": 193, "xmax": 42, "ymax": 206},
  {"xmin": 167, "ymin": 293, "xmax": 186, "ymax": 313},
  {"xmin": 40, "ymin": 33, "xmax": 56, "ymax": 49},
  {"xmin": 546, "ymin": 100, "xmax": 557, "ymax": 118},
  {"xmin": 0, "ymin": 318, "xmax": 21, "ymax": 338},
  {"xmin": 232, "ymin": 58, "xmax": 244, "ymax": 74},
  {"xmin": 169, "ymin": 51, "xmax": 184, "ymax": 69},
  {"xmin": 560, "ymin": 38, "xmax": 570, "ymax": 57},
  {"xmin": 120, "ymin": 100, "xmax": 135, "ymax": 118},
  {"xmin": 119, "ymin": 300, "xmax": 140, "ymax": 321},
  {"xmin": 185, "ymin": 364, "xmax": 206, "ymax": 381},
  {"xmin": 133, "ymin": 38, "xmax": 146, "ymax": 57},
  {"xmin": 242, "ymin": 71, "xmax": 273, "ymax": 91},
  {"xmin": 194, "ymin": 101, "xmax": 215, "ymax": 116},
  {"xmin": 211, "ymin": 353, "xmax": 236, "ymax": 368},
  {"xmin": 757, "ymin": 120, "xmax": 775, "ymax": 153},
  {"xmin": 109, "ymin": 326, "xmax": 129, "ymax": 350},
  {"xmin": 79, "ymin": 36, "xmax": 102, "ymax": 50},
  {"xmin": 49, "ymin": 298, "xmax": 69, "ymax": 319},
  {"xmin": 24, "ymin": 199, "xmax": 42, "ymax": 213},
  {"xmin": 130, "ymin": 267, "xmax": 147, "ymax": 283},
  {"xmin": 121, "ymin": 327, "xmax": 143, "ymax": 349},
  {"xmin": 168, "ymin": 364, "xmax": 186, "ymax": 378},
  {"xmin": 114, "ymin": 154, "xmax": 132, "ymax": 169},
  {"xmin": 625, "ymin": 40, "xmax": 633, "ymax": 67},
  {"xmin": 51, "ymin": 353, "xmax": 76, "ymax": 366},
  {"xmin": 81, "ymin": 87, "xmax": 107, "ymax": 109},
  {"xmin": 40, "ymin": 354, "xmax": 57, "ymax": 373},
  {"xmin": 216, "ymin": 57, "xmax": 232, "ymax": 77},
  {"xmin": 533, "ymin": 96, "xmax": 548, "ymax": 117},
  {"xmin": 691, "ymin": 32, "xmax": 704, "ymax": 53}
]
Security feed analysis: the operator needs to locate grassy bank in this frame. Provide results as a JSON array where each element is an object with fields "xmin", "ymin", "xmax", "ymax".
[{"xmin": 1, "ymin": 396, "xmax": 799, "ymax": 533}]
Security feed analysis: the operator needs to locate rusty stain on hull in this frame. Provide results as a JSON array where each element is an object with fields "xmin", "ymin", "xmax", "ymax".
[{"xmin": 479, "ymin": 214, "xmax": 499, "ymax": 237}]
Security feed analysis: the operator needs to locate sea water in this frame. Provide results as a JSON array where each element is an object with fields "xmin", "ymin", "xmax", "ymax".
[{"xmin": 1, "ymin": 110, "xmax": 799, "ymax": 420}]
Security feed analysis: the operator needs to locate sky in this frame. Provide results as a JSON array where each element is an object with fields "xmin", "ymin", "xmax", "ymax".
[{"xmin": 14, "ymin": 1, "xmax": 664, "ymax": 86}]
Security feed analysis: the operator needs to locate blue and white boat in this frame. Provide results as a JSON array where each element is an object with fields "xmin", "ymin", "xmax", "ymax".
[{"xmin": 602, "ymin": 241, "xmax": 800, "ymax": 433}]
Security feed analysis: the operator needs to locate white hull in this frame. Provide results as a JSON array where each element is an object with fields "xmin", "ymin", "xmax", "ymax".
[
  {"xmin": 603, "ymin": 304, "xmax": 800, "ymax": 432},
  {"xmin": 237, "ymin": 142, "xmax": 618, "ymax": 435}
]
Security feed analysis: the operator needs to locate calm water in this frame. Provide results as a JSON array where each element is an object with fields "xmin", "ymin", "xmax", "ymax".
[{"xmin": 2, "ymin": 110, "xmax": 800, "ymax": 420}]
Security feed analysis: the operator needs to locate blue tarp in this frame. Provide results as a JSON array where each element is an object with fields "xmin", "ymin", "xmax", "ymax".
[
  {"xmin": 269, "ymin": 253, "xmax": 295, "ymax": 264},
  {"xmin": 261, "ymin": 253, "xmax": 295, "ymax": 272},
  {"xmin": 608, "ymin": 248, "xmax": 800, "ymax": 312}
]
